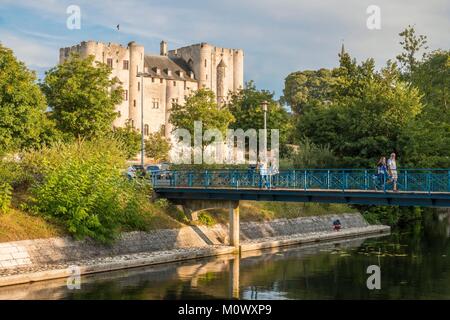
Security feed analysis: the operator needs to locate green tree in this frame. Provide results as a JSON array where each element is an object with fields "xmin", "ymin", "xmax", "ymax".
[
  {"xmin": 290, "ymin": 138, "xmax": 337, "ymax": 168},
  {"xmin": 396, "ymin": 25, "xmax": 428, "ymax": 75},
  {"xmin": 296, "ymin": 55, "xmax": 423, "ymax": 167},
  {"xmin": 0, "ymin": 44, "xmax": 55, "ymax": 153},
  {"xmin": 281, "ymin": 69, "xmax": 335, "ymax": 114},
  {"xmin": 411, "ymin": 50, "xmax": 450, "ymax": 118},
  {"xmin": 227, "ymin": 81, "xmax": 292, "ymax": 155},
  {"xmin": 112, "ymin": 121, "xmax": 141, "ymax": 159},
  {"xmin": 145, "ymin": 132, "xmax": 171, "ymax": 162},
  {"xmin": 41, "ymin": 53, "xmax": 123, "ymax": 140},
  {"xmin": 169, "ymin": 88, "xmax": 234, "ymax": 138}
]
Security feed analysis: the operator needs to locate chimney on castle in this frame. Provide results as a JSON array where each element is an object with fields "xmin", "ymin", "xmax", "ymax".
[{"xmin": 160, "ymin": 41, "xmax": 168, "ymax": 56}]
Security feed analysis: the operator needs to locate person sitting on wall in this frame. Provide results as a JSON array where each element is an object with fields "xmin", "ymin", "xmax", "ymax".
[{"xmin": 333, "ymin": 219, "xmax": 342, "ymax": 231}]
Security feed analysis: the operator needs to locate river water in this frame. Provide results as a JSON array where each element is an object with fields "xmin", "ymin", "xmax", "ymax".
[{"xmin": 1, "ymin": 212, "xmax": 449, "ymax": 300}]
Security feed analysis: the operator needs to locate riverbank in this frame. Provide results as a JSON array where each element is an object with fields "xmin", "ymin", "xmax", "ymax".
[
  {"xmin": 0, "ymin": 213, "xmax": 389, "ymax": 287},
  {"xmin": 0, "ymin": 199, "xmax": 355, "ymax": 243}
]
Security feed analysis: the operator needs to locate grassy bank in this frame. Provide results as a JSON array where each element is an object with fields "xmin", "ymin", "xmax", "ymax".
[
  {"xmin": 0, "ymin": 195, "xmax": 354, "ymax": 243},
  {"xmin": 190, "ymin": 201, "xmax": 355, "ymax": 226}
]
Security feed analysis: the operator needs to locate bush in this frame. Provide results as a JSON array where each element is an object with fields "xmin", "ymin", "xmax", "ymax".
[
  {"xmin": 0, "ymin": 182, "xmax": 12, "ymax": 213},
  {"xmin": 26, "ymin": 139, "xmax": 151, "ymax": 243},
  {"xmin": 291, "ymin": 138, "xmax": 338, "ymax": 168}
]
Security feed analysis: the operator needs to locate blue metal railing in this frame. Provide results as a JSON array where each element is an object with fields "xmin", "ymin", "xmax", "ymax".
[{"xmin": 150, "ymin": 169, "xmax": 450, "ymax": 193}]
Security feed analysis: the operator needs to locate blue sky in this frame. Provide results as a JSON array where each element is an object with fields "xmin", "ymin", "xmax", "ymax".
[{"xmin": 0, "ymin": 0, "xmax": 449, "ymax": 98}]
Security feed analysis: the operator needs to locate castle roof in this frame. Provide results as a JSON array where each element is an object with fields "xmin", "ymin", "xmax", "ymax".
[{"xmin": 143, "ymin": 55, "xmax": 196, "ymax": 81}]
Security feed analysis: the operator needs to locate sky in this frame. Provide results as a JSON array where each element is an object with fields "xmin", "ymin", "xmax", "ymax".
[{"xmin": 0, "ymin": 0, "xmax": 449, "ymax": 98}]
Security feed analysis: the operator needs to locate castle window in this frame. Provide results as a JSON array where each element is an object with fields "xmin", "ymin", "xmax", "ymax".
[
  {"xmin": 107, "ymin": 58, "xmax": 113, "ymax": 68},
  {"xmin": 152, "ymin": 78, "xmax": 155, "ymax": 83},
  {"xmin": 133, "ymin": 99, "xmax": 136, "ymax": 107},
  {"xmin": 152, "ymin": 98, "xmax": 160, "ymax": 109},
  {"xmin": 124, "ymin": 90, "xmax": 128, "ymax": 101},
  {"xmin": 130, "ymin": 120, "xmax": 134, "ymax": 128},
  {"xmin": 117, "ymin": 111, "xmax": 121, "ymax": 118},
  {"xmin": 172, "ymin": 98, "xmax": 179, "ymax": 105},
  {"xmin": 204, "ymin": 59, "xmax": 207, "ymax": 67},
  {"xmin": 138, "ymin": 82, "xmax": 140, "ymax": 91},
  {"xmin": 160, "ymin": 79, "xmax": 163, "ymax": 84},
  {"xmin": 173, "ymin": 81, "xmax": 176, "ymax": 87},
  {"xmin": 144, "ymin": 124, "xmax": 149, "ymax": 136},
  {"xmin": 184, "ymin": 81, "xmax": 187, "ymax": 90},
  {"xmin": 123, "ymin": 60, "xmax": 129, "ymax": 70}
]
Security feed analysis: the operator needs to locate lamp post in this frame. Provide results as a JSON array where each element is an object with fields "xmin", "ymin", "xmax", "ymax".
[
  {"xmin": 137, "ymin": 72, "xmax": 145, "ymax": 167},
  {"xmin": 261, "ymin": 100, "xmax": 268, "ymax": 162}
]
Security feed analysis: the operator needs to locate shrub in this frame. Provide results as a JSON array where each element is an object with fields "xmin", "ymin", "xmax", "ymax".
[
  {"xmin": 291, "ymin": 138, "xmax": 338, "ymax": 168},
  {"xmin": 26, "ymin": 139, "xmax": 151, "ymax": 243},
  {"xmin": 0, "ymin": 182, "xmax": 12, "ymax": 213}
]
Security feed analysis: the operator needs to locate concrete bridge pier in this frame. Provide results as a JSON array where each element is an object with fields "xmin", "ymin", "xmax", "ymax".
[
  {"xmin": 173, "ymin": 199, "xmax": 241, "ymax": 249},
  {"xmin": 229, "ymin": 200, "xmax": 240, "ymax": 248}
]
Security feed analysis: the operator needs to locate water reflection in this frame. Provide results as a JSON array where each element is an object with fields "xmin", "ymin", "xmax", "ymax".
[{"xmin": 1, "ymin": 211, "xmax": 449, "ymax": 300}]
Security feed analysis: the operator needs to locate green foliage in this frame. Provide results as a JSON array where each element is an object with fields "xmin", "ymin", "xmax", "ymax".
[
  {"xmin": 0, "ymin": 43, "xmax": 55, "ymax": 153},
  {"xmin": 169, "ymin": 88, "xmax": 235, "ymax": 138},
  {"xmin": 145, "ymin": 132, "xmax": 171, "ymax": 162},
  {"xmin": 227, "ymin": 81, "xmax": 293, "ymax": 155},
  {"xmin": 410, "ymin": 50, "xmax": 450, "ymax": 120},
  {"xmin": 41, "ymin": 53, "xmax": 123, "ymax": 140},
  {"xmin": 360, "ymin": 206, "xmax": 423, "ymax": 228},
  {"xmin": 112, "ymin": 121, "xmax": 141, "ymax": 159},
  {"xmin": 0, "ymin": 182, "xmax": 12, "ymax": 213},
  {"xmin": 396, "ymin": 25, "xmax": 428, "ymax": 75},
  {"xmin": 290, "ymin": 138, "xmax": 337, "ymax": 168},
  {"xmin": 295, "ymin": 55, "xmax": 423, "ymax": 167},
  {"xmin": 197, "ymin": 212, "xmax": 215, "ymax": 226},
  {"xmin": 281, "ymin": 69, "xmax": 336, "ymax": 114},
  {"xmin": 25, "ymin": 139, "xmax": 150, "ymax": 243}
]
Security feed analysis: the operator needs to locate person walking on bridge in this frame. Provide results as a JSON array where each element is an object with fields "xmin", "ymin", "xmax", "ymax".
[
  {"xmin": 374, "ymin": 156, "xmax": 388, "ymax": 190},
  {"xmin": 387, "ymin": 153, "xmax": 398, "ymax": 192},
  {"xmin": 259, "ymin": 160, "xmax": 270, "ymax": 189}
]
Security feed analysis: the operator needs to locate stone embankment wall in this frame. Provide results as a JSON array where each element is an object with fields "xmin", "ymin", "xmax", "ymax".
[{"xmin": 0, "ymin": 213, "xmax": 370, "ymax": 270}]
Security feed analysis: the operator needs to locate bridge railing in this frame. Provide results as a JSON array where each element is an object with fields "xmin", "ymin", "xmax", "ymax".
[{"xmin": 150, "ymin": 169, "xmax": 450, "ymax": 193}]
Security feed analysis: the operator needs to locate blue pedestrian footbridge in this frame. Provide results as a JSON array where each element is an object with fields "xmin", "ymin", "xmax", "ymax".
[{"xmin": 151, "ymin": 169, "xmax": 450, "ymax": 207}]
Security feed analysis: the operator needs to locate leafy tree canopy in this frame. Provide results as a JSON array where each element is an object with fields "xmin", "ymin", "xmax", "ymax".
[
  {"xmin": 41, "ymin": 53, "xmax": 123, "ymax": 140},
  {"xmin": 227, "ymin": 81, "xmax": 293, "ymax": 152},
  {"xmin": 145, "ymin": 132, "xmax": 171, "ymax": 162},
  {"xmin": 169, "ymin": 88, "xmax": 234, "ymax": 138},
  {"xmin": 0, "ymin": 44, "xmax": 55, "ymax": 153},
  {"xmin": 112, "ymin": 120, "xmax": 142, "ymax": 159}
]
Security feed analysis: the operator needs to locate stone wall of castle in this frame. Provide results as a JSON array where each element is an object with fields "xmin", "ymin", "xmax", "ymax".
[{"xmin": 59, "ymin": 40, "xmax": 244, "ymax": 138}]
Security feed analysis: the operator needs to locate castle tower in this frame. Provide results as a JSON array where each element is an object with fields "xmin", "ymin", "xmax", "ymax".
[
  {"xmin": 128, "ymin": 41, "xmax": 145, "ymax": 130},
  {"xmin": 168, "ymin": 43, "xmax": 244, "ymax": 103},
  {"xmin": 216, "ymin": 59, "xmax": 227, "ymax": 105},
  {"xmin": 233, "ymin": 49, "xmax": 244, "ymax": 91}
]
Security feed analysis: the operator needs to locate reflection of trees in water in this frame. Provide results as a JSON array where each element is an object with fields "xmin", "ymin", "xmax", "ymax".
[{"xmin": 232, "ymin": 211, "xmax": 450, "ymax": 300}]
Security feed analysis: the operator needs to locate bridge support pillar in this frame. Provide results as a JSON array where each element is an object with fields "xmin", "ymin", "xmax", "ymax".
[{"xmin": 229, "ymin": 201, "xmax": 240, "ymax": 248}]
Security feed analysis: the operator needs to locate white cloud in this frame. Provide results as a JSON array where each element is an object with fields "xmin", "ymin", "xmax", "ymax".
[
  {"xmin": 1, "ymin": 0, "xmax": 448, "ymax": 95},
  {"xmin": 0, "ymin": 31, "xmax": 57, "ymax": 68}
]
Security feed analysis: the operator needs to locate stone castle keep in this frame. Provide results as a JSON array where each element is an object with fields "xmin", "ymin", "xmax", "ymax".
[{"xmin": 59, "ymin": 41, "xmax": 244, "ymax": 137}]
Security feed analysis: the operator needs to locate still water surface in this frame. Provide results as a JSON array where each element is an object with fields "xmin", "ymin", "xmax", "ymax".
[{"xmin": 2, "ymin": 212, "xmax": 450, "ymax": 300}]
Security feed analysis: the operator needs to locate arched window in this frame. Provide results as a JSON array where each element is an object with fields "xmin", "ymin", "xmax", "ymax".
[{"xmin": 144, "ymin": 124, "xmax": 149, "ymax": 136}]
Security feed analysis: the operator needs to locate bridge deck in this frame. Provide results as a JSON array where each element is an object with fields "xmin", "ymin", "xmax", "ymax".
[{"xmin": 151, "ymin": 169, "xmax": 450, "ymax": 207}]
